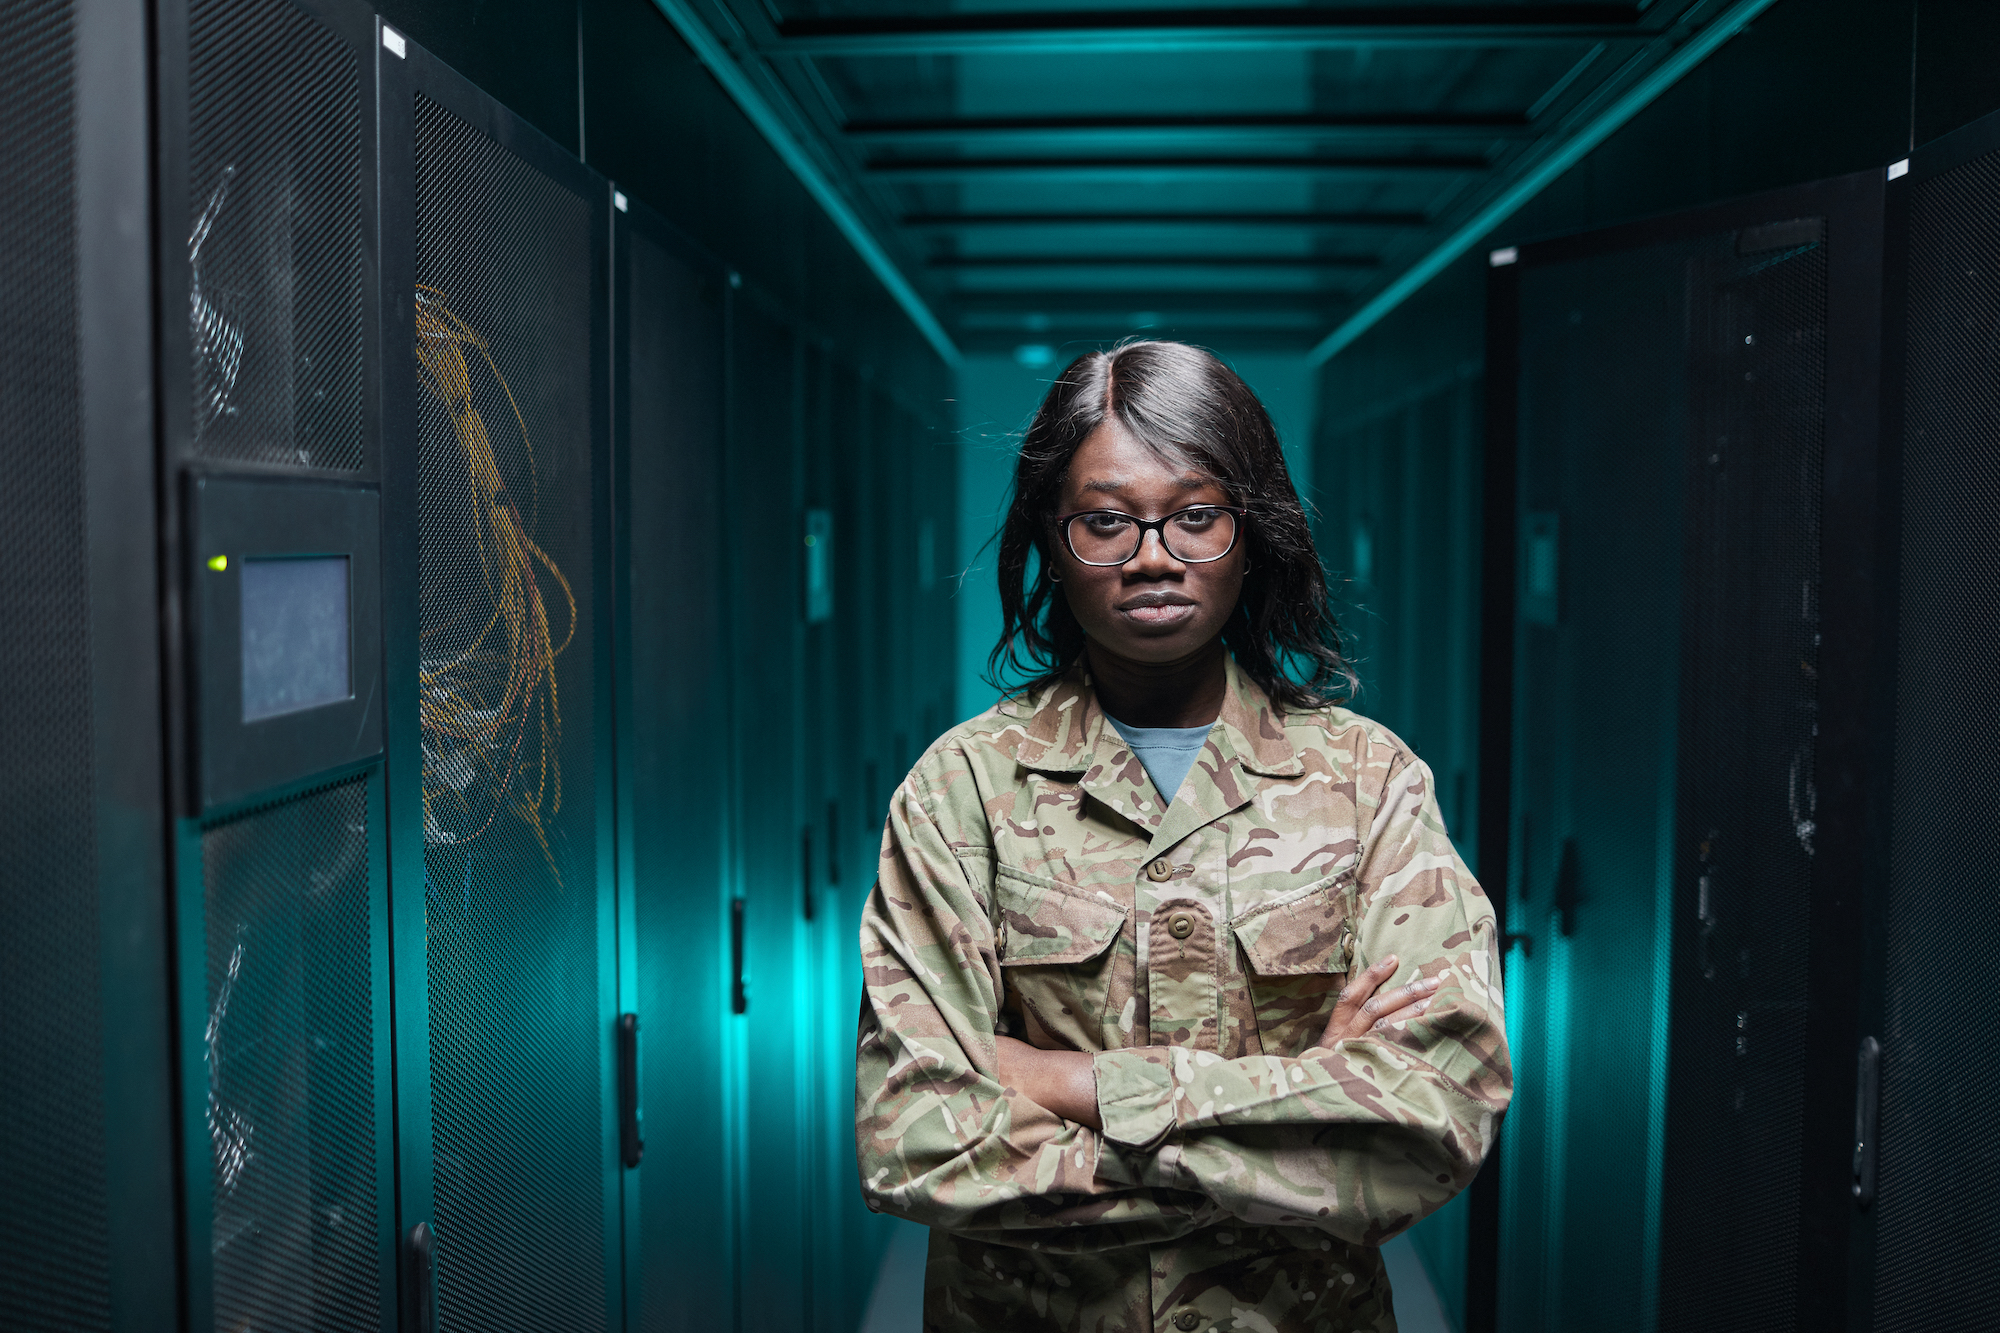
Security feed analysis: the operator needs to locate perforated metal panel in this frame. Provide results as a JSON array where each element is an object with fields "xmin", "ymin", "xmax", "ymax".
[
  {"xmin": 0, "ymin": 0, "xmax": 113, "ymax": 1326},
  {"xmin": 1874, "ymin": 145, "xmax": 2000, "ymax": 1331},
  {"xmin": 727, "ymin": 298, "xmax": 809, "ymax": 1333},
  {"xmin": 1656, "ymin": 229, "xmax": 1827, "ymax": 1333},
  {"xmin": 413, "ymin": 93, "xmax": 608, "ymax": 1332},
  {"xmin": 187, "ymin": 0, "xmax": 365, "ymax": 469},
  {"xmin": 1507, "ymin": 225, "xmax": 1828, "ymax": 1333},
  {"xmin": 1508, "ymin": 240, "xmax": 1701, "ymax": 1332},
  {"xmin": 622, "ymin": 221, "xmax": 735, "ymax": 1332},
  {"xmin": 201, "ymin": 777, "xmax": 378, "ymax": 1331}
]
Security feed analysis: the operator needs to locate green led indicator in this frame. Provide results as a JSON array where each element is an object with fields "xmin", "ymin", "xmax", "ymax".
[
  {"xmin": 803, "ymin": 534, "xmax": 817, "ymax": 547},
  {"xmin": 207, "ymin": 554, "xmax": 228, "ymax": 572}
]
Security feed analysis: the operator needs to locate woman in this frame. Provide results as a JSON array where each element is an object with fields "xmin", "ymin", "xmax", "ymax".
[{"xmin": 854, "ymin": 342, "xmax": 1511, "ymax": 1332}]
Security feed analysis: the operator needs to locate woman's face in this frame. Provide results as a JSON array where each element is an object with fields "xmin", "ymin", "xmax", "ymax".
[{"xmin": 1051, "ymin": 419, "xmax": 1246, "ymax": 667}]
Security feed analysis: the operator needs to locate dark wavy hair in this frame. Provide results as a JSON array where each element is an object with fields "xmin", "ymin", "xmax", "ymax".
[{"xmin": 986, "ymin": 341, "xmax": 1355, "ymax": 711}]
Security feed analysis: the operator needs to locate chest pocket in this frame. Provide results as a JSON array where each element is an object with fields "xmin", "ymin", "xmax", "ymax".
[
  {"xmin": 993, "ymin": 865, "xmax": 1126, "ymax": 1053},
  {"xmin": 1230, "ymin": 872, "xmax": 1354, "ymax": 1057}
]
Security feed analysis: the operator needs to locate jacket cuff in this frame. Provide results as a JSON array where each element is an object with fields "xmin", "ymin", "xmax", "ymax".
[
  {"xmin": 1093, "ymin": 1137, "xmax": 1144, "ymax": 1186},
  {"xmin": 1093, "ymin": 1047, "xmax": 1177, "ymax": 1149}
]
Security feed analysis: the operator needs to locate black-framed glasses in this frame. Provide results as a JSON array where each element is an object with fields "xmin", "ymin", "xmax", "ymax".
[{"xmin": 1055, "ymin": 505, "xmax": 1247, "ymax": 567}]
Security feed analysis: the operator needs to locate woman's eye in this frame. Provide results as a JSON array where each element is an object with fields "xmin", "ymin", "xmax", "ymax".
[
  {"xmin": 1084, "ymin": 514, "xmax": 1132, "ymax": 535},
  {"xmin": 1173, "ymin": 509, "xmax": 1218, "ymax": 530}
]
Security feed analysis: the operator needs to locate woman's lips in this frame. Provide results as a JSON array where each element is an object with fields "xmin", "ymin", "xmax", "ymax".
[{"xmin": 1120, "ymin": 601, "xmax": 1198, "ymax": 628}]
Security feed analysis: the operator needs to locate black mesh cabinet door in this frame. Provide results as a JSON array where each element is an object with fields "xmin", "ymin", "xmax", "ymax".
[
  {"xmin": 1490, "ymin": 176, "xmax": 1885, "ymax": 1333},
  {"xmin": 380, "ymin": 36, "xmax": 620, "ymax": 1333},
  {"xmin": 614, "ymin": 199, "xmax": 733, "ymax": 1331},
  {"xmin": 1870, "ymin": 122, "xmax": 2000, "ymax": 1332},
  {"xmin": 160, "ymin": 0, "xmax": 398, "ymax": 1327},
  {"xmin": 1655, "ymin": 224, "xmax": 1830, "ymax": 1333},
  {"xmin": 184, "ymin": 0, "xmax": 368, "ymax": 472},
  {"xmin": 1, "ymin": 0, "xmax": 177, "ymax": 1323},
  {"xmin": 189, "ymin": 777, "xmax": 394, "ymax": 1333},
  {"xmin": 0, "ymin": 0, "xmax": 115, "ymax": 1324}
]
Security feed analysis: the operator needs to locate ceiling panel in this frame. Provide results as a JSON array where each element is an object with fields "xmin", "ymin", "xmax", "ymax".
[{"xmin": 662, "ymin": 0, "xmax": 1744, "ymax": 349}]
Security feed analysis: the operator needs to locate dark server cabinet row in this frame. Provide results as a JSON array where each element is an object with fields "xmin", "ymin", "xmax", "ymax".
[
  {"xmin": 0, "ymin": 0, "xmax": 954, "ymax": 1326},
  {"xmin": 1481, "ymin": 115, "xmax": 2000, "ymax": 1332},
  {"xmin": 1864, "ymin": 112, "xmax": 2000, "ymax": 1332}
]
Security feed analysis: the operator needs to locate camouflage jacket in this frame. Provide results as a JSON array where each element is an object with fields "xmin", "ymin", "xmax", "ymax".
[{"xmin": 854, "ymin": 657, "xmax": 1511, "ymax": 1333}]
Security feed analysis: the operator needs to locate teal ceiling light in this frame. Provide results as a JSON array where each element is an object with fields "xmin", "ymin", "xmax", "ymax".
[
  {"xmin": 645, "ymin": 0, "xmax": 962, "ymax": 366},
  {"xmin": 1308, "ymin": 0, "xmax": 1781, "ymax": 366}
]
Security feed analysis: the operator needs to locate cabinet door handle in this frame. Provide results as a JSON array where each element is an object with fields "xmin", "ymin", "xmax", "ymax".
[
  {"xmin": 405, "ymin": 1221, "xmax": 435, "ymax": 1333},
  {"xmin": 1852, "ymin": 1035, "xmax": 1881, "ymax": 1206},
  {"xmin": 801, "ymin": 827, "xmax": 815, "ymax": 922},
  {"xmin": 731, "ymin": 896, "xmax": 747, "ymax": 1015},
  {"xmin": 617, "ymin": 1013, "xmax": 644, "ymax": 1168}
]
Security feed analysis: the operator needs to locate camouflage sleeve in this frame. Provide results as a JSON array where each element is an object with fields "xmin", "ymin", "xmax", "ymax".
[
  {"xmin": 854, "ymin": 747, "xmax": 1218, "ymax": 1250},
  {"xmin": 1091, "ymin": 755, "xmax": 1512, "ymax": 1245}
]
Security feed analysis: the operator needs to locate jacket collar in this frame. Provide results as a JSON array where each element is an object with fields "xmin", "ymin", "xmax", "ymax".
[{"xmin": 1015, "ymin": 655, "xmax": 1304, "ymax": 840}]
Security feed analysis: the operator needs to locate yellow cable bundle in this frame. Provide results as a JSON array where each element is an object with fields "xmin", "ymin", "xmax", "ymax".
[{"xmin": 414, "ymin": 286, "xmax": 577, "ymax": 881}]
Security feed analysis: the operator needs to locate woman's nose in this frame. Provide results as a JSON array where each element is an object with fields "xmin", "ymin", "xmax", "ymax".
[{"xmin": 1125, "ymin": 528, "xmax": 1183, "ymax": 574}]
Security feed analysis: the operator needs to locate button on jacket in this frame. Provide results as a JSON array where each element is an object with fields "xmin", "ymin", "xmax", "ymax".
[{"xmin": 854, "ymin": 657, "xmax": 1512, "ymax": 1333}]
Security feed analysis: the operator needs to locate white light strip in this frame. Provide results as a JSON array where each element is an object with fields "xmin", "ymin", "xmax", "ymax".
[
  {"xmin": 645, "ymin": 0, "xmax": 961, "ymax": 366},
  {"xmin": 1309, "ymin": 0, "xmax": 1780, "ymax": 367}
]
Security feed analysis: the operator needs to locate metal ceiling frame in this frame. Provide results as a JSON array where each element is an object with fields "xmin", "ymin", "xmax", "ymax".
[
  {"xmin": 645, "ymin": 0, "xmax": 964, "ymax": 365},
  {"xmin": 1307, "ymin": 0, "xmax": 1784, "ymax": 364},
  {"xmin": 646, "ymin": 0, "xmax": 1782, "ymax": 360},
  {"xmin": 864, "ymin": 154, "xmax": 1491, "ymax": 176},
  {"xmin": 930, "ymin": 254, "xmax": 1379, "ymax": 269},
  {"xmin": 903, "ymin": 210, "xmax": 1430, "ymax": 228},
  {"xmin": 760, "ymin": 5, "xmax": 1659, "ymax": 56},
  {"xmin": 844, "ymin": 114, "xmax": 1538, "ymax": 148}
]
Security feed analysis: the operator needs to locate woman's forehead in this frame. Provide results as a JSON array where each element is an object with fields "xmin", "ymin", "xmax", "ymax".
[{"xmin": 1065, "ymin": 422, "xmax": 1222, "ymax": 498}]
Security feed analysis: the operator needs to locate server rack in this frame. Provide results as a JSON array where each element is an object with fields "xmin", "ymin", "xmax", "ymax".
[
  {"xmin": 724, "ymin": 287, "xmax": 815, "ymax": 1333},
  {"xmin": 6, "ymin": 0, "xmax": 953, "ymax": 1322},
  {"xmin": 1859, "ymin": 107, "xmax": 2000, "ymax": 1332},
  {"xmin": 0, "ymin": 0, "xmax": 178, "ymax": 1327},
  {"xmin": 611, "ymin": 187, "xmax": 736, "ymax": 1330},
  {"xmin": 156, "ymin": 0, "xmax": 398, "ymax": 1329},
  {"xmin": 1482, "ymin": 171, "xmax": 1891, "ymax": 1333},
  {"xmin": 377, "ymin": 29, "xmax": 621, "ymax": 1333}
]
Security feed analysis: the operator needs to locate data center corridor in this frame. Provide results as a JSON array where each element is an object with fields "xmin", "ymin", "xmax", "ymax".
[{"xmin": 5, "ymin": 0, "xmax": 2000, "ymax": 1331}]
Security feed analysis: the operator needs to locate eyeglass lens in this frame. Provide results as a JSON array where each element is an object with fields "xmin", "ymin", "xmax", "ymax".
[{"xmin": 1065, "ymin": 508, "xmax": 1237, "ymax": 565}]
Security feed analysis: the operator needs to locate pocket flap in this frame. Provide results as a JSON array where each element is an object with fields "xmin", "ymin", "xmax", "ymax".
[
  {"xmin": 994, "ymin": 867, "xmax": 1127, "ymax": 967},
  {"xmin": 1230, "ymin": 876, "xmax": 1351, "ymax": 976}
]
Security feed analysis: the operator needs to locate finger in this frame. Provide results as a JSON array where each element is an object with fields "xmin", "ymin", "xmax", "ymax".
[
  {"xmin": 1356, "ymin": 974, "xmax": 1435, "ymax": 1019},
  {"xmin": 1335, "ymin": 955, "xmax": 1399, "ymax": 1009},
  {"xmin": 1371, "ymin": 997, "xmax": 1434, "ymax": 1032},
  {"xmin": 1365, "ymin": 974, "xmax": 1443, "ymax": 1017}
]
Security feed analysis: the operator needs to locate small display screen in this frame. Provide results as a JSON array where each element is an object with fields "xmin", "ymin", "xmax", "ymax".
[{"xmin": 241, "ymin": 556, "xmax": 351, "ymax": 722}]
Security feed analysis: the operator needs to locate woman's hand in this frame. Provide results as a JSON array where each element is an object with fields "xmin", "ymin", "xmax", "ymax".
[
  {"xmin": 1318, "ymin": 954, "xmax": 1440, "ymax": 1048},
  {"xmin": 996, "ymin": 1035, "xmax": 1103, "ymax": 1130}
]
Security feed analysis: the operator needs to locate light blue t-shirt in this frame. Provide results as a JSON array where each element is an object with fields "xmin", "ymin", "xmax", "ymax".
[{"xmin": 1105, "ymin": 715, "xmax": 1214, "ymax": 807}]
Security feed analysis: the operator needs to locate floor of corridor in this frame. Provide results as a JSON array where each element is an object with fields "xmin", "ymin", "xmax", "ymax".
[{"xmin": 857, "ymin": 1222, "xmax": 1455, "ymax": 1332}]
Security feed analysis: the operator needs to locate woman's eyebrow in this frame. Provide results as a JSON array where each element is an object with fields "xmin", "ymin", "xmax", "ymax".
[{"xmin": 1077, "ymin": 475, "xmax": 1210, "ymax": 495}]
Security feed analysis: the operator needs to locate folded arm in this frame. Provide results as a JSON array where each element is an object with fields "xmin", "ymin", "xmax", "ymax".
[
  {"xmin": 997, "ymin": 954, "xmax": 1439, "ymax": 1130},
  {"xmin": 1093, "ymin": 756, "xmax": 1513, "ymax": 1245},
  {"xmin": 854, "ymin": 763, "xmax": 1217, "ymax": 1250}
]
